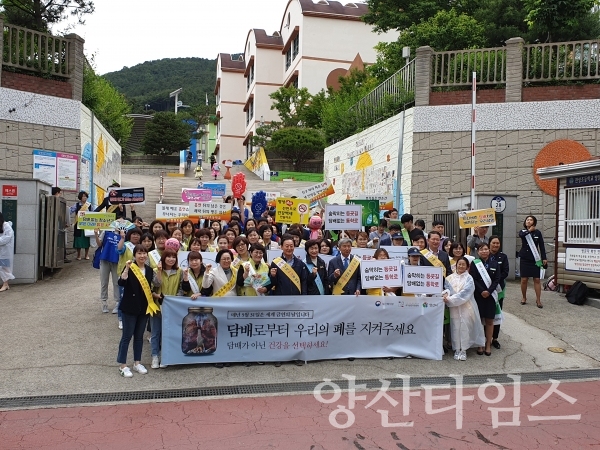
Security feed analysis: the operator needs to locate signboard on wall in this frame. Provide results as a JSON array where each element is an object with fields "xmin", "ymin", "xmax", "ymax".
[
  {"xmin": 32, "ymin": 150, "xmax": 78, "ymax": 191},
  {"xmin": 565, "ymin": 247, "xmax": 600, "ymax": 273}
]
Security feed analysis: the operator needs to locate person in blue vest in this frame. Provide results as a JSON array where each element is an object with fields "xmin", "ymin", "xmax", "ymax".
[{"xmin": 94, "ymin": 226, "xmax": 121, "ymax": 314}]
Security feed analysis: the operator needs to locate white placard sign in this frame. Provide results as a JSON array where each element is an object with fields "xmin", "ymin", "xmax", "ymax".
[
  {"xmin": 361, "ymin": 259, "xmax": 403, "ymax": 288},
  {"xmin": 155, "ymin": 204, "xmax": 189, "ymax": 221},
  {"xmin": 351, "ymin": 248, "xmax": 376, "ymax": 261},
  {"xmin": 402, "ymin": 265, "xmax": 443, "ymax": 294},
  {"xmin": 380, "ymin": 245, "xmax": 408, "ymax": 263},
  {"xmin": 324, "ymin": 204, "xmax": 362, "ymax": 230}
]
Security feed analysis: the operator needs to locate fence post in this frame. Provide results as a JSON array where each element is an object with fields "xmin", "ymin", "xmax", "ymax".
[
  {"xmin": 0, "ymin": 15, "xmax": 4, "ymax": 86},
  {"xmin": 505, "ymin": 37, "xmax": 524, "ymax": 102},
  {"xmin": 65, "ymin": 33, "xmax": 85, "ymax": 102},
  {"xmin": 415, "ymin": 46, "xmax": 433, "ymax": 107}
]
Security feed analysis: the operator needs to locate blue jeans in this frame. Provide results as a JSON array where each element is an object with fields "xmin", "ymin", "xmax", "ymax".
[
  {"xmin": 151, "ymin": 314, "xmax": 162, "ymax": 357},
  {"xmin": 117, "ymin": 286, "xmax": 124, "ymax": 321},
  {"xmin": 117, "ymin": 312, "xmax": 148, "ymax": 364}
]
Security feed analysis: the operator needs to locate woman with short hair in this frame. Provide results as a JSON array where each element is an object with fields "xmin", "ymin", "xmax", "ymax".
[
  {"xmin": 70, "ymin": 190, "xmax": 92, "ymax": 260},
  {"xmin": 202, "ymin": 249, "xmax": 238, "ymax": 297}
]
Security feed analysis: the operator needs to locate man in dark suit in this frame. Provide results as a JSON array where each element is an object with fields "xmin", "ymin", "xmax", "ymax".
[
  {"xmin": 426, "ymin": 230, "xmax": 452, "ymax": 276},
  {"xmin": 328, "ymin": 238, "xmax": 362, "ymax": 296}
]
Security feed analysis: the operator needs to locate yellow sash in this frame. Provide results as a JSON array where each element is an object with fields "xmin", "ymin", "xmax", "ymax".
[
  {"xmin": 332, "ymin": 255, "xmax": 361, "ymax": 295},
  {"xmin": 273, "ymin": 257, "xmax": 301, "ymax": 292},
  {"xmin": 107, "ymin": 204, "xmax": 119, "ymax": 213},
  {"xmin": 130, "ymin": 263, "xmax": 160, "ymax": 316},
  {"xmin": 213, "ymin": 267, "xmax": 238, "ymax": 297},
  {"xmin": 420, "ymin": 249, "xmax": 446, "ymax": 277},
  {"xmin": 75, "ymin": 202, "xmax": 91, "ymax": 224}
]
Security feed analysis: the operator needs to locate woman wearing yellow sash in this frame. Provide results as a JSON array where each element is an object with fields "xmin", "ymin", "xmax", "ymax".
[
  {"xmin": 237, "ymin": 243, "xmax": 271, "ymax": 296},
  {"xmin": 117, "ymin": 244, "xmax": 159, "ymax": 378},
  {"xmin": 116, "ymin": 227, "xmax": 143, "ymax": 329},
  {"xmin": 232, "ymin": 236, "xmax": 251, "ymax": 271},
  {"xmin": 365, "ymin": 249, "xmax": 399, "ymax": 296},
  {"xmin": 202, "ymin": 249, "xmax": 238, "ymax": 298},
  {"xmin": 151, "ymin": 249, "xmax": 183, "ymax": 369},
  {"xmin": 182, "ymin": 251, "xmax": 206, "ymax": 299}
]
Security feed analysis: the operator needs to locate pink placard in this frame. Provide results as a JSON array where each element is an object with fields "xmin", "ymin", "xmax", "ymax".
[{"xmin": 182, "ymin": 189, "xmax": 212, "ymax": 202}]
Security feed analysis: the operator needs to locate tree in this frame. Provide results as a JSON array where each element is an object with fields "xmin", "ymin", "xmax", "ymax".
[
  {"xmin": 265, "ymin": 127, "xmax": 326, "ymax": 169},
  {"xmin": 524, "ymin": 0, "xmax": 599, "ymax": 42},
  {"xmin": 82, "ymin": 63, "xmax": 133, "ymax": 149},
  {"xmin": 268, "ymin": 85, "xmax": 314, "ymax": 128},
  {"xmin": 369, "ymin": 9, "xmax": 487, "ymax": 80},
  {"xmin": 0, "ymin": 0, "xmax": 94, "ymax": 32},
  {"xmin": 362, "ymin": 0, "xmax": 448, "ymax": 33},
  {"xmin": 140, "ymin": 112, "xmax": 195, "ymax": 159}
]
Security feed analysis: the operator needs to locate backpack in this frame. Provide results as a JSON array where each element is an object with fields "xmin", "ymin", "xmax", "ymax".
[{"xmin": 566, "ymin": 281, "xmax": 588, "ymax": 305}]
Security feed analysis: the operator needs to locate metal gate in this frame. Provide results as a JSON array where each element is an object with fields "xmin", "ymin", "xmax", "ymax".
[
  {"xmin": 433, "ymin": 211, "xmax": 468, "ymax": 244},
  {"xmin": 39, "ymin": 194, "xmax": 67, "ymax": 270}
]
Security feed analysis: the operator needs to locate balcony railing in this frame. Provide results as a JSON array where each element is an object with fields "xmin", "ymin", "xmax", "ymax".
[
  {"xmin": 432, "ymin": 47, "xmax": 506, "ymax": 87},
  {"xmin": 349, "ymin": 59, "xmax": 415, "ymax": 128},
  {"xmin": 566, "ymin": 219, "xmax": 600, "ymax": 244},
  {"xmin": 523, "ymin": 40, "xmax": 599, "ymax": 83},
  {"xmin": 2, "ymin": 23, "xmax": 72, "ymax": 78}
]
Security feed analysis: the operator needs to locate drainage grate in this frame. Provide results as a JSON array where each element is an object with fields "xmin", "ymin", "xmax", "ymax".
[{"xmin": 1, "ymin": 368, "xmax": 599, "ymax": 409}]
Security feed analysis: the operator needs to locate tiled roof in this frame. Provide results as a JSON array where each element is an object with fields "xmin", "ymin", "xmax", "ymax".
[
  {"xmin": 254, "ymin": 29, "xmax": 284, "ymax": 48},
  {"xmin": 219, "ymin": 53, "xmax": 245, "ymax": 71},
  {"xmin": 299, "ymin": 0, "xmax": 368, "ymax": 19}
]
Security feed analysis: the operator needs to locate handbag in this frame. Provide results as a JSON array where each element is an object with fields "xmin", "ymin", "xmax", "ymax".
[{"xmin": 92, "ymin": 242, "xmax": 103, "ymax": 269}]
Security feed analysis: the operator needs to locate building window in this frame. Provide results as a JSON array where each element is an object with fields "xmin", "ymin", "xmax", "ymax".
[
  {"xmin": 246, "ymin": 141, "xmax": 253, "ymax": 158},
  {"xmin": 246, "ymin": 100, "xmax": 254, "ymax": 126},
  {"xmin": 285, "ymin": 35, "xmax": 299, "ymax": 71},
  {"xmin": 247, "ymin": 64, "xmax": 254, "ymax": 91},
  {"xmin": 565, "ymin": 185, "xmax": 600, "ymax": 243}
]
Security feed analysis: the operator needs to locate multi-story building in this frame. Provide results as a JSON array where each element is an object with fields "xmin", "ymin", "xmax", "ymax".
[{"xmin": 215, "ymin": 0, "xmax": 399, "ymax": 162}]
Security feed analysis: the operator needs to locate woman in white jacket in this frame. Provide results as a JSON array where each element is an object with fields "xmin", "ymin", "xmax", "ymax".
[
  {"xmin": 0, "ymin": 212, "xmax": 15, "ymax": 292},
  {"xmin": 202, "ymin": 249, "xmax": 238, "ymax": 298},
  {"xmin": 443, "ymin": 257, "xmax": 485, "ymax": 361}
]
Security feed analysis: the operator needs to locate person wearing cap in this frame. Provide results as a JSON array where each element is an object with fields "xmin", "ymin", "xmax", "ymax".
[
  {"xmin": 369, "ymin": 219, "xmax": 391, "ymax": 249},
  {"xmin": 406, "ymin": 246, "xmax": 422, "ymax": 265},
  {"xmin": 328, "ymin": 238, "xmax": 362, "ymax": 296},
  {"xmin": 390, "ymin": 232, "xmax": 406, "ymax": 246},
  {"xmin": 467, "ymin": 226, "xmax": 489, "ymax": 259},
  {"xmin": 400, "ymin": 213, "xmax": 425, "ymax": 244}
]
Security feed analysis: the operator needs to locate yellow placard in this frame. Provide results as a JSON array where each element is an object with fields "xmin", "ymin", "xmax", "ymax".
[
  {"xmin": 77, "ymin": 212, "xmax": 116, "ymax": 230},
  {"xmin": 275, "ymin": 197, "xmax": 310, "ymax": 224},
  {"xmin": 458, "ymin": 208, "xmax": 497, "ymax": 229}
]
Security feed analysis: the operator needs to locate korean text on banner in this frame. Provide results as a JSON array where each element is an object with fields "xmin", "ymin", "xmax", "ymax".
[
  {"xmin": 298, "ymin": 181, "xmax": 335, "ymax": 202},
  {"xmin": 380, "ymin": 246, "xmax": 408, "ymax": 263},
  {"xmin": 458, "ymin": 208, "xmax": 497, "ymax": 229},
  {"xmin": 275, "ymin": 197, "xmax": 310, "ymax": 224},
  {"xmin": 358, "ymin": 195, "xmax": 394, "ymax": 211},
  {"xmin": 198, "ymin": 183, "xmax": 227, "ymax": 197},
  {"xmin": 189, "ymin": 202, "xmax": 232, "ymax": 221},
  {"xmin": 346, "ymin": 199, "xmax": 380, "ymax": 227},
  {"xmin": 351, "ymin": 248, "xmax": 376, "ymax": 261},
  {"xmin": 403, "ymin": 265, "xmax": 443, "ymax": 294},
  {"xmin": 324, "ymin": 204, "xmax": 362, "ymax": 230},
  {"xmin": 182, "ymin": 189, "xmax": 212, "ymax": 203},
  {"xmin": 108, "ymin": 187, "xmax": 145, "ymax": 205},
  {"xmin": 160, "ymin": 295, "xmax": 444, "ymax": 365},
  {"xmin": 155, "ymin": 204, "xmax": 189, "ymax": 222},
  {"xmin": 77, "ymin": 212, "xmax": 115, "ymax": 230},
  {"xmin": 361, "ymin": 259, "xmax": 403, "ymax": 288}
]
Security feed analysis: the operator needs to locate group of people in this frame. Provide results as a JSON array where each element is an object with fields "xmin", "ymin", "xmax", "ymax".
[{"xmin": 73, "ymin": 189, "xmax": 547, "ymax": 377}]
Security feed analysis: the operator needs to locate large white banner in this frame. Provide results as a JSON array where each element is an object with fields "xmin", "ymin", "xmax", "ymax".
[{"xmin": 160, "ymin": 295, "xmax": 444, "ymax": 365}]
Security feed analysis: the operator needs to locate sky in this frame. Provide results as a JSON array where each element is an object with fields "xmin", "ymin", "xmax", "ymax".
[{"xmin": 62, "ymin": 0, "xmax": 289, "ymax": 74}]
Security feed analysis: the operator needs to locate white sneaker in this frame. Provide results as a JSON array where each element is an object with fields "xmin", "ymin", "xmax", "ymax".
[
  {"xmin": 119, "ymin": 367, "xmax": 133, "ymax": 378},
  {"xmin": 102, "ymin": 303, "xmax": 109, "ymax": 313},
  {"xmin": 151, "ymin": 356, "xmax": 159, "ymax": 369},
  {"xmin": 118, "ymin": 321, "xmax": 123, "ymax": 330},
  {"xmin": 112, "ymin": 306, "xmax": 119, "ymax": 314},
  {"xmin": 453, "ymin": 350, "xmax": 460, "ymax": 360},
  {"xmin": 459, "ymin": 351, "xmax": 467, "ymax": 361},
  {"xmin": 133, "ymin": 363, "xmax": 148, "ymax": 374}
]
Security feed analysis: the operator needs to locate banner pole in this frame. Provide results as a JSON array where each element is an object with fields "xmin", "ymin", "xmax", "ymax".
[{"xmin": 471, "ymin": 72, "xmax": 477, "ymax": 211}]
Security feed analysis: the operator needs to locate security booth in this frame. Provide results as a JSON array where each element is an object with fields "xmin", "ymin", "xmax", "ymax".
[
  {"xmin": 0, "ymin": 179, "xmax": 67, "ymax": 283},
  {"xmin": 447, "ymin": 194, "xmax": 518, "ymax": 280},
  {"xmin": 537, "ymin": 160, "xmax": 600, "ymax": 290}
]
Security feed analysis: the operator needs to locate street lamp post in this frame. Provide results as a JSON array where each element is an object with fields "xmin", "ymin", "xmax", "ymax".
[{"xmin": 169, "ymin": 88, "xmax": 182, "ymax": 114}]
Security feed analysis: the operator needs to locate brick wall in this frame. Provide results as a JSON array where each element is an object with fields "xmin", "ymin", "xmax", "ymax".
[
  {"xmin": 522, "ymin": 84, "xmax": 600, "ymax": 102},
  {"xmin": 429, "ymin": 89, "xmax": 506, "ymax": 106},
  {"xmin": 1, "ymin": 71, "xmax": 72, "ymax": 99},
  {"xmin": 429, "ymin": 85, "xmax": 600, "ymax": 105}
]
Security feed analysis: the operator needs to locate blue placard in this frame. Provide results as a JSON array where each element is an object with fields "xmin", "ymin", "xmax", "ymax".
[
  {"xmin": 566, "ymin": 173, "xmax": 600, "ymax": 188},
  {"xmin": 197, "ymin": 182, "xmax": 227, "ymax": 197}
]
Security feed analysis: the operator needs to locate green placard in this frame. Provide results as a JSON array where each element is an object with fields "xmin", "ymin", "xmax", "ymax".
[
  {"xmin": 1, "ymin": 199, "xmax": 17, "ymax": 252},
  {"xmin": 346, "ymin": 199, "xmax": 380, "ymax": 227}
]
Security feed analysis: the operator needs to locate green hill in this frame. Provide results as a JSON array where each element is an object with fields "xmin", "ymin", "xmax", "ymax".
[{"xmin": 103, "ymin": 57, "xmax": 217, "ymax": 113}]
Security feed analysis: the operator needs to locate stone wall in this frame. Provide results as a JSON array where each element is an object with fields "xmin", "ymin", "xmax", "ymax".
[{"xmin": 121, "ymin": 165, "xmax": 180, "ymax": 176}]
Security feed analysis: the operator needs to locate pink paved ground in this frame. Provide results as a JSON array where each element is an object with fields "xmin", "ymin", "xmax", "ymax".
[{"xmin": 1, "ymin": 380, "xmax": 599, "ymax": 449}]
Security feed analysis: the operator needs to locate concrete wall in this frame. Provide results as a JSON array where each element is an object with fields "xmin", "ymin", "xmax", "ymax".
[{"xmin": 324, "ymin": 108, "xmax": 414, "ymax": 212}]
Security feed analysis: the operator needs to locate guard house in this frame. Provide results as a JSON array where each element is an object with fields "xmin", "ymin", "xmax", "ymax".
[{"xmin": 537, "ymin": 159, "xmax": 600, "ymax": 290}]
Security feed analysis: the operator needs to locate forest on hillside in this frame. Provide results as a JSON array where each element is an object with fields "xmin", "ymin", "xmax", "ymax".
[{"xmin": 103, "ymin": 57, "xmax": 217, "ymax": 113}]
